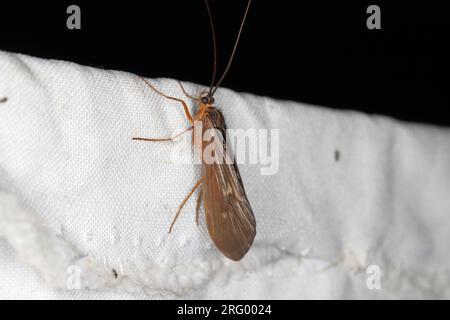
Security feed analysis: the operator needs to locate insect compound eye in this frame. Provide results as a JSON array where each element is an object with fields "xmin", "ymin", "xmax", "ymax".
[
  {"xmin": 201, "ymin": 97, "xmax": 209, "ymax": 104},
  {"xmin": 209, "ymin": 97, "xmax": 215, "ymax": 104}
]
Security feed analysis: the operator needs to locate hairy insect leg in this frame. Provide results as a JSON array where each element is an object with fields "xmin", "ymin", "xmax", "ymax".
[
  {"xmin": 139, "ymin": 76, "xmax": 194, "ymax": 124},
  {"xmin": 195, "ymin": 188, "xmax": 203, "ymax": 225},
  {"xmin": 169, "ymin": 178, "xmax": 204, "ymax": 233},
  {"xmin": 132, "ymin": 126, "xmax": 193, "ymax": 142}
]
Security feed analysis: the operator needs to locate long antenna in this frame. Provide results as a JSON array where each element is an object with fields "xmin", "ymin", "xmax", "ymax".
[
  {"xmin": 205, "ymin": 0, "xmax": 217, "ymax": 94},
  {"xmin": 211, "ymin": 0, "xmax": 252, "ymax": 95}
]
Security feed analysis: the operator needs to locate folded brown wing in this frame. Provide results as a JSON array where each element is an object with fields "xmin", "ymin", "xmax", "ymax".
[{"xmin": 201, "ymin": 108, "xmax": 256, "ymax": 261}]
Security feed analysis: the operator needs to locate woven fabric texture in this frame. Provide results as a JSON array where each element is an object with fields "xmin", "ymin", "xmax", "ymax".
[{"xmin": 0, "ymin": 51, "xmax": 450, "ymax": 299}]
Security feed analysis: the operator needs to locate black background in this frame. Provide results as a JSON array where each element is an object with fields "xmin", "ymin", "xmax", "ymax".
[{"xmin": 0, "ymin": 0, "xmax": 449, "ymax": 126}]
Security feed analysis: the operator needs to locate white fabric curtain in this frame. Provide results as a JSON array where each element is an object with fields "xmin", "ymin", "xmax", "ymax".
[{"xmin": 0, "ymin": 51, "xmax": 449, "ymax": 299}]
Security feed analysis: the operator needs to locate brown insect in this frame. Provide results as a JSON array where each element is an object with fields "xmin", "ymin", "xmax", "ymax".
[{"xmin": 132, "ymin": 0, "xmax": 255, "ymax": 261}]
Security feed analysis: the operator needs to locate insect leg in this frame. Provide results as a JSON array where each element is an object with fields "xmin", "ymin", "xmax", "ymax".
[
  {"xmin": 169, "ymin": 177, "xmax": 203, "ymax": 233},
  {"xmin": 132, "ymin": 126, "xmax": 193, "ymax": 142},
  {"xmin": 195, "ymin": 188, "xmax": 203, "ymax": 225},
  {"xmin": 177, "ymin": 81, "xmax": 200, "ymax": 101},
  {"xmin": 139, "ymin": 76, "xmax": 194, "ymax": 124}
]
